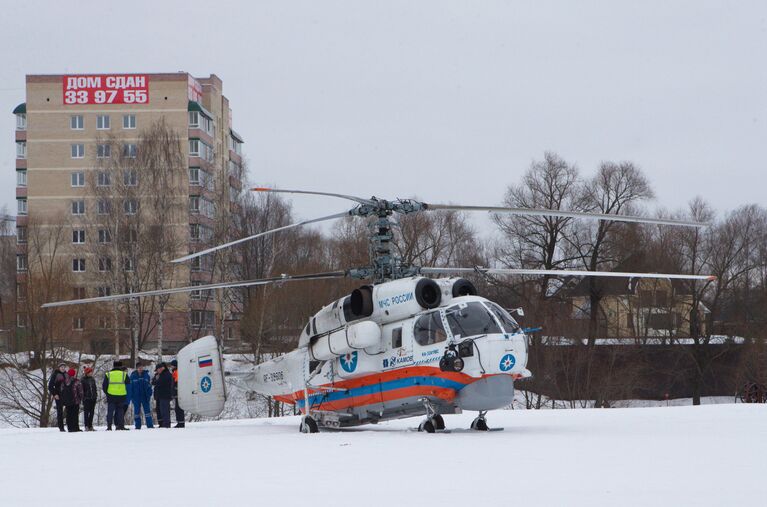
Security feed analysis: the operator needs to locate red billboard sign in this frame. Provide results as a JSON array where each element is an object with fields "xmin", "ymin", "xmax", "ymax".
[{"xmin": 62, "ymin": 74, "xmax": 149, "ymax": 105}]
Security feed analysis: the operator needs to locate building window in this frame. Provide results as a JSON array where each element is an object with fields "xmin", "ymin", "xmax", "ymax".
[
  {"xmin": 123, "ymin": 114, "xmax": 136, "ymax": 129},
  {"xmin": 189, "ymin": 195, "xmax": 200, "ymax": 213},
  {"xmin": 122, "ymin": 144, "xmax": 137, "ymax": 158},
  {"xmin": 16, "ymin": 226, "xmax": 27, "ymax": 244},
  {"xmin": 16, "ymin": 313, "xmax": 26, "ymax": 328},
  {"xmin": 97, "ymin": 144, "xmax": 111, "ymax": 158},
  {"xmin": 123, "ymin": 258, "xmax": 134, "ymax": 272},
  {"xmin": 190, "ymin": 223, "xmax": 200, "ymax": 241},
  {"xmin": 16, "ymin": 254, "xmax": 27, "ymax": 272},
  {"xmin": 16, "ymin": 282, "xmax": 26, "ymax": 301},
  {"xmin": 98, "ymin": 229, "xmax": 111, "ymax": 243},
  {"xmin": 16, "ymin": 113, "xmax": 26, "ymax": 131},
  {"xmin": 71, "ymin": 144, "xmax": 84, "ymax": 159},
  {"xmin": 72, "ymin": 229, "xmax": 85, "ymax": 244},
  {"xmin": 97, "ymin": 286, "xmax": 111, "ymax": 297},
  {"xmin": 97, "ymin": 199, "xmax": 111, "ymax": 215},
  {"xmin": 189, "ymin": 139, "xmax": 200, "ymax": 157},
  {"xmin": 191, "ymin": 256, "xmax": 201, "ymax": 272},
  {"xmin": 16, "ymin": 141, "xmax": 26, "ymax": 159},
  {"xmin": 17, "ymin": 198, "xmax": 27, "ymax": 215},
  {"xmin": 202, "ymin": 116, "xmax": 214, "ymax": 136},
  {"xmin": 70, "ymin": 115, "xmax": 84, "ymax": 130},
  {"xmin": 191, "ymin": 310, "xmax": 214, "ymax": 329},
  {"xmin": 97, "ymin": 115, "xmax": 110, "ymax": 130},
  {"xmin": 72, "ymin": 287, "xmax": 86, "ymax": 299},
  {"xmin": 189, "ymin": 111, "xmax": 200, "ymax": 128},
  {"xmin": 189, "ymin": 167, "xmax": 200, "ymax": 185},
  {"xmin": 71, "ymin": 171, "xmax": 85, "ymax": 187},
  {"xmin": 124, "ymin": 199, "xmax": 138, "ymax": 215},
  {"xmin": 71, "ymin": 200, "xmax": 86, "ymax": 215},
  {"xmin": 98, "ymin": 258, "xmax": 112, "ymax": 272},
  {"xmin": 124, "ymin": 228, "xmax": 138, "ymax": 243},
  {"xmin": 190, "ymin": 282, "xmax": 213, "ymax": 301},
  {"xmin": 73, "ymin": 317, "xmax": 85, "ymax": 331},
  {"xmin": 16, "ymin": 170, "xmax": 27, "ymax": 187},
  {"xmin": 98, "ymin": 316, "xmax": 111, "ymax": 329},
  {"xmin": 72, "ymin": 258, "xmax": 86, "ymax": 272},
  {"xmin": 123, "ymin": 169, "xmax": 138, "ymax": 186},
  {"xmin": 97, "ymin": 171, "xmax": 111, "ymax": 187}
]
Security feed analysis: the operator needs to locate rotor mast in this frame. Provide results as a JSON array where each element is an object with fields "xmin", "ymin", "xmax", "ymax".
[{"xmin": 348, "ymin": 198, "xmax": 424, "ymax": 283}]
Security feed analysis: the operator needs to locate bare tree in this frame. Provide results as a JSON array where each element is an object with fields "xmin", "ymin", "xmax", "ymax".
[
  {"xmin": 0, "ymin": 219, "xmax": 77, "ymax": 426},
  {"xmin": 569, "ymin": 161, "xmax": 654, "ymax": 345},
  {"xmin": 88, "ymin": 119, "xmax": 187, "ymax": 360}
]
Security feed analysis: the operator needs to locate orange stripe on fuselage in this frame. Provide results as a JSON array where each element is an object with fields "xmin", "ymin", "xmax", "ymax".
[{"xmin": 274, "ymin": 366, "xmax": 481, "ymax": 409}]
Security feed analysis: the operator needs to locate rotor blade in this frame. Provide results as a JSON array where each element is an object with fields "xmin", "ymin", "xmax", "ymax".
[
  {"xmin": 252, "ymin": 187, "xmax": 375, "ymax": 206},
  {"xmin": 41, "ymin": 271, "xmax": 348, "ymax": 308},
  {"xmin": 171, "ymin": 211, "xmax": 351, "ymax": 263},
  {"xmin": 423, "ymin": 204, "xmax": 707, "ymax": 228},
  {"xmin": 420, "ymin": 267, "xmax": 716, "ymax": 281}
]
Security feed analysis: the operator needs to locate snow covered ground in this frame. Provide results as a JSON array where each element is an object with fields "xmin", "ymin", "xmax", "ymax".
[{"xmin": 1, "ymin": 404, "xmax": 765, "ymax": 507}]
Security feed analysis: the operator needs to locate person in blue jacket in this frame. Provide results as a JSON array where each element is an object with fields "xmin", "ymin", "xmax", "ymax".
[{"xmin": 129, "ymin": 363, "xmax": 154, "ymax": 429}]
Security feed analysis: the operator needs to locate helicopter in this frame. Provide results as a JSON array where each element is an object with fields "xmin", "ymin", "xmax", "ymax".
[{"xmin": 43, "ymin": 188, "xmax": 713, "ymax": 433}]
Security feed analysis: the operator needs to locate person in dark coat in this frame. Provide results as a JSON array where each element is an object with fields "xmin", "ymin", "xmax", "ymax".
[
  {"xmin": 170, "ymin": 359, "xmax": 185, "ymax": 428},
  {"xmin": 129, "ymin": 363, "xmax": 154, "ymax": 429},
  {"xmin": 102, "ymin": 360, "xmax": 130, "ymax": 431},
  {"xmin": 151, "ymin": 362, "xmax": 174, "ymax": 428},
  {"xmin": 48, "ymin": 363, "xmax": 68, "ymax": 432},
  {"xmin": 62, "ymin": 368, "xmax": 84, "ymax": 432},
  {"xmin": 81, "ymin": 367, "xmax": 98, "ymax": 431}
]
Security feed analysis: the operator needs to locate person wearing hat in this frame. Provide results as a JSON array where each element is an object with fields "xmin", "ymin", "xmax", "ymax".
[
  {"xmin": 152, "ymin": 362, "xmax": 174, "ymax": 428},
  {"xmin": 102, "ymin": 360, "xmax": 130, "ymax": 430},
  {"xmin": 47, "ymin": 363, "xmax": 69, "ymax": 432},
  {"xmin": 61, "ymin": 368, "xmax": 84, "ymax": 432},
  {"xmin": 81, "ymin": 367, "xmax": 98, "ymax": 431},
  {"xmin": 128, "ymin": 363, "xmax": 154, "ymax": 429},
  {"xmin": 170, "ymin": 359, "xmax": 185, "ymax": 428}
]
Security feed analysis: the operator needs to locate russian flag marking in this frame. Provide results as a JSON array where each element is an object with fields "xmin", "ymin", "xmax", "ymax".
[{"xmin": 198, "ymin": 355, "xmax": 213, "ymax": 368}]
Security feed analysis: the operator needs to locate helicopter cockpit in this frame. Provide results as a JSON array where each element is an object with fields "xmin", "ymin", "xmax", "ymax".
[{"xmin": 413, "ymin": 299, "xmax": 522, "ymax": 346}]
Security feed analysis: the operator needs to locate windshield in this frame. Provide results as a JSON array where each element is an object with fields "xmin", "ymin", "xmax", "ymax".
[
  {"xmin": 486, "ymin": 303, "xmax": 521, "ymax": 333},
  {"xmin": 445, "ymin": 302, "xmax": 502, "ymax": 338}
]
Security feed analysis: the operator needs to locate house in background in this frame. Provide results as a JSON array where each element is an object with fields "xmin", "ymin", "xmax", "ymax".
[{"xmin": 558, "ymin": 277, "xmax": 709, "ymax": 339}]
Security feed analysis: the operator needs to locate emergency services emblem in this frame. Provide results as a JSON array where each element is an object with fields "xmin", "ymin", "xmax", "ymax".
[
  {"xmin": 200, "ymin": 375, "xmax": 212, "ymax": 393},
  {"xmin": 499, "ymin": 354, "xmax": 516, "ymax": 372},
  {"xmin": 340, "ymin": 351, "xmax": 358, "ymax": 373}
]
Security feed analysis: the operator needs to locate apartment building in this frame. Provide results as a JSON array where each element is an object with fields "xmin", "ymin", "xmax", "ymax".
[{"xmin": 13, "ymin": 73, "xmax": 244, "ymax": 353}]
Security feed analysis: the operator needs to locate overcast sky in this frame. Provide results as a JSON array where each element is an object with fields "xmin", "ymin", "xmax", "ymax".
[{"xmin": 2, "ymin": 0, "xmax": 765, "ymax": 235}]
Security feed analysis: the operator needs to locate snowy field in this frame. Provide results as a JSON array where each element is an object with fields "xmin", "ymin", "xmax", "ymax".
[{"xmin": 1, "ymin": 404, "xmax": 765, "ymax": 507}]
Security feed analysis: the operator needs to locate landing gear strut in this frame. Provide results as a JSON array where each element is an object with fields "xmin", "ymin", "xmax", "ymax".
[
  {"xmin": 470, "ymin": 411, "xmax": 489, "ymax": 431},
  {"xmin": 418, "ymin": 398, "xmax": 446, "ymax": 433}
]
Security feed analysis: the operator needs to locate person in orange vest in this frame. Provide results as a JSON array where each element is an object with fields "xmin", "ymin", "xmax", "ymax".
[{"xmin": 170, "ymin": 359, "xmax": 185, "ymax": 428}]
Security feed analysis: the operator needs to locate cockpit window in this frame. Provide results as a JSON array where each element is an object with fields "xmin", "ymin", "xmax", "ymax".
[
  {"xmin": 445, "ymin": 302, "xmax": 502, "ymax": 338},
  {"xmin": 414, "ymin": 311, "xmax": 447, "ymax": 346},
  {"xmin": 487, "ymin": 303, "xmax": 521, "ymax": 333}
]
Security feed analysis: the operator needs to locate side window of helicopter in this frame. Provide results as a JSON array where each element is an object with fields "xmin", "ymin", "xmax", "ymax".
[
  {"xmin": 414, "ymin": 312, "xmax": 447, "ymax": 346},
  {"xmin": 444, "ymin": 302, "xmax": 502, "ymax": 339},
  {"xmin": 392, "ymin": 327, "xmax": 402, "ymax": 348},
  {"xmin": 486, "ymin": 302, "xmax": 521, "ymax": 333}
]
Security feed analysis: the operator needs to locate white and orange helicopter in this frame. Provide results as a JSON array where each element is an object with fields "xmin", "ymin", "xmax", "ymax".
[{"xmin": 44, "ymin": 188, "xmax": 713, "ymax": 433}]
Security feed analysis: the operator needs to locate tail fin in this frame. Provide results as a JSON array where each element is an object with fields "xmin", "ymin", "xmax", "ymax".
[{"xmin": 177, "ymin": 335, "xmax": 226, "ymax": 417}]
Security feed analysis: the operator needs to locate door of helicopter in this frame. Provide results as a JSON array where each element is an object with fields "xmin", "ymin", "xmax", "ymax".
[{"xmin": 412, "ymin": 309, "xmax": 450, "ymax": 365}]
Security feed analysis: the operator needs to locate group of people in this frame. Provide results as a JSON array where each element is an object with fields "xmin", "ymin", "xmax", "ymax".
[{"xmin": 48, "ymin": 359, "xmax": 186, "ymax": 432}]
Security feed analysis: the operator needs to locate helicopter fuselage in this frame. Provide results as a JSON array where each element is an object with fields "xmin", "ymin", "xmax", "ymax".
[{"xmin": 246, "ymin": 280, "xmax": 531, "ymax": 428}]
